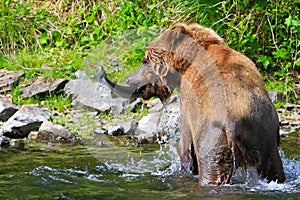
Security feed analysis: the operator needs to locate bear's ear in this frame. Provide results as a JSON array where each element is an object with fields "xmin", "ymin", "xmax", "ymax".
[
  {"xmin": 170, "ymin": 23, "xmax": 187, "ymax": 34},
  {"xmin": 168, "ymin": 23, "xmax": 188, "ymax": 48}
]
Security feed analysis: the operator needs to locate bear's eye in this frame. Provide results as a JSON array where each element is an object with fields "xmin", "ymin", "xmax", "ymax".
[{"xmin": 143, "ymin": 59, "xmax": 149, "ymax": 64}]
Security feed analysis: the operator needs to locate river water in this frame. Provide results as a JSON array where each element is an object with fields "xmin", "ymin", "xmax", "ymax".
[{"xmin": 0, "ymin": 131, "xmax": 299, "ymax": 200}]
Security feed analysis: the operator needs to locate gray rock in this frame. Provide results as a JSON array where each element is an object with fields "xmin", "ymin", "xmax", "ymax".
[
  {"xmin": 10, "ymin": 139, "xmax": 25, "ymax": 149},
  {"xmin": 64, "ymin": 77, "xmax": 128, "ymax": 115},
  {"xmin": 94, "ymin": 127, "xmax": 107, "ymax": 134},
  {"xmin": 1, "ymin": 105, "xmax": 51, "ymax": 138},
  {"xmin": 0, "ymin": 94, "xmax": 13, "ymax": 102},
  {"xmin": 267, "ymin": 90, "xmax": 284, "ymax": 103},
  {"xmin": 75, "ymin": 70, "xmax": 89, "ymax": 80},
  {"xmin": 21, "ymin": 77, "xmax": 69, "ymax": 98},
  {"xmin": 0, "ymin": 69, "xmax": 24, "ymax": 93},
  {"xmin": 0, "ymin": 100, "xmax": 19, "ymax": 121},
  {"xmin": 133, "ymin": 95, "xmax": 180, "ymax": 144},
  {"xmin": 134, "ymin": 112, "xmax": 161, "ymax": 143},
  {"xmin": 148, "ymin": 98, "xmax": 164, "ymax": 113},
  {"xmin": 102, "ymin": 120, "xmax": 138, "ymax": 136},
  {"xmin": 0, "ymin": 135, "xmax": 10, "ymax": 148},
  {"xmin": 38, "ymin": 121, "xmax": 79, "ymax": 144},
  {"xmin": 285, "ymin": 103, "xmax": 300, "ymax": 111},
  {"xmin": 123, "ymin": 98, "xmax": 143, "ymax": 112},
  {"xmin": 105, "ymin": 125, "xmax": 125, "ymax": 136},
  {"xmin": 157, "ymin": 95, "xmax": 180, "ymax": 138},
  {"xmin": 124, "ymin": 120, "xmax": 138, "ymax": 135},
  {"xmin": 280, "ymin": 121, "xmax": 289, "ymax": 126},
  {"xmin": 111, "ymin": 98, "xmax": 129, "ymax": 115}
]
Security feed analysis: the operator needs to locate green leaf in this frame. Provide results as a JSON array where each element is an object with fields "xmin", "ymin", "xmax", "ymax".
[
  {"xmin": 295, "ymin": 58, "xmax": 300, "ymax": 66},
  {"xmin": 257, "ymin": 55, "xmax": 273, "ymax": 69},
  {"xmin": 38, "ymin": 32, "xmax": 48, "ymax": 45},
  {"xmin": 272, "ymin": 48, "xmax": 289, "ymax": 59},
  {"xmin": 285, "ymin": 16, "xmax": 292, "ymax": 27}
]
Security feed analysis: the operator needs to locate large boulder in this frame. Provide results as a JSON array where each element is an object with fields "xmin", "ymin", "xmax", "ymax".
[
  {"xmin": 0, "ymin": 105, "xmax": 51, "ymax": 138},
  {"xmin": 64, "ymin": 70, "xmax": 128, "ymax": 115}
]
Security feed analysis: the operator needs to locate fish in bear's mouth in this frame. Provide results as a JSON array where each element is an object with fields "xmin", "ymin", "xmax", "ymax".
[
  {"xmin": 95, "ymin": 66, "xmax": 172, "ymax": 103},
  {"xmin": 132, "ymin": 83, "xmax": 172, "ymax": 103}
]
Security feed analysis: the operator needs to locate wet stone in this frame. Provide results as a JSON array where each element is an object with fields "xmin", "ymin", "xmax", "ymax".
[
  {"xmin": 0, "ymin": 69, "xmax": 24, "ymax": 93},
  {"xmin": 1, "ymin": 105, "xmax": 51, "ymax": 138},
  {"xmin": 38, "ymin": 121, "xmax": 79, "ymax": 144}
]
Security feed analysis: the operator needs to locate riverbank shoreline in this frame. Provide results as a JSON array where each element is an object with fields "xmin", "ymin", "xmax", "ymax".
[{"xmin": 0, "ymin": 69, "xmax": 299, "ymax": 152}]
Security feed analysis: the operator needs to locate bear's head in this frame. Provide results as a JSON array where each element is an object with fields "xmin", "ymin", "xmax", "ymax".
[{"xmin": 126, "ymin": 23, "xmax": 223, "ymax": 103}]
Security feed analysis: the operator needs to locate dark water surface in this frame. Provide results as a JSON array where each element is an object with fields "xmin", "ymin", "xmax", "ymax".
[{"xmin": 0, "ymin": 131, "xmax": 299, "ymax": 200}]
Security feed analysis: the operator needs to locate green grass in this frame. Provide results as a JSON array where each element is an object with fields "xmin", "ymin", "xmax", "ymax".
[{"xmin": 0, "ymin": 0, "xmax": 299, "ymax": 111}]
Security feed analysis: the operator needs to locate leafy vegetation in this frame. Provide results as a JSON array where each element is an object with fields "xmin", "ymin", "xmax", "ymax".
[{"xmin": 0, "ymin": 0, "xmax": 299, "ymax": 108}]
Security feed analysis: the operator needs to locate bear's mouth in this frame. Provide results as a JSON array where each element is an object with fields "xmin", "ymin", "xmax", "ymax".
[
  {"xmin": 96, "ymin": 66, "xmax": 172, "ymax": 103},
  {"xmin": 132, "ymin": 83, "xmax": 172, "ymax": 104}
]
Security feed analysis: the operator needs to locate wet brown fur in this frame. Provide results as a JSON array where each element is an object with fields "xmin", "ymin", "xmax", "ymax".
[{"xmin": 126, "ymin": 23, "xmax": 286, "ymax": 186}]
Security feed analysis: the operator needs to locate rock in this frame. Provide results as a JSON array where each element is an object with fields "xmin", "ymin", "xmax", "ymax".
[
  {"xmin": 290, "ymin": 121, "xmax": 300, "ymax": 127},
  {"xmin": 285, "ymin": 103, "xmax": 300, "ymax": 111},
  {"xmin": 0, "ymin": 100, "xmax": 19, "ymax": 121},
  {"xmin": 1, "ymin": 105, "xmax": 51, "ymax": 138},
  {"xmin": 123, "ymin": 98, "xmax": 143, "ymax": 112},
  {"xmin": 28, "ymin": 131, "xmax": 39, "ymax": 139},
  {"xmin": 133, "ymin": 95, "xmax": 180, "ymax": 144},
  {"xmin": 0, "ymin": 135, "xmax": 10, "ymax": 148},
  {"xmin": 10, "ymin": 139, "xmax": 25, "ymax": 149},
  {"xmin": 0, "ymin": 94, "xmax": 13, "ymax": 103},
  {"xmin": 134, "ymin": 112, "xmax": 161, "ymax": 143},
  {"xmin": 38, "ymin": 121, "xmax": 79, "ymax": 144},
  {"xmin": 147, "ymin": 98, "xmax": 164, "ymax": 113},
  {"xmin": 267, "ymin": 90, "xmax": 284, "ymax": 103},
  {"xmin": 64, "ymin": 75, "xmax": 128, "ymax": 115},
  {"xmin": 94, "ymin": 127, "xmax": 107, "ymax": 135},
  {"xmin": 0, "ymin": 69, "xmax": 24, "ymax": 93},
  {"xmin": 64, "ymin": 79, "xmax": 111, "ymax": 112},
  {"xmin": 21, "ymin": 77, "xmax": 69, "ymax": 98},
  {"xmin": 157, "ymin": 95, "xmax": 180, "ymax": 138},
  {"xmin": 102, "ymin": 120, "xmax": 138, "ymax": 136},
  {"xmin": 280, "ymin": 121, "xmax": 289, "ymax": 126},
  {"xmin": 104, "ymin": 125, "xmax": 125, "ymax": 136},
  {"xmin": 111, "ymin": 98, "xmax": 128, "ymax": 115},
  {"xmin": 124, "ymin": 120, "xmax": 138, "ymax": 135},
  {"xmin": 75, "ymin": 70, "xmax": 89, "ymax": 80}
]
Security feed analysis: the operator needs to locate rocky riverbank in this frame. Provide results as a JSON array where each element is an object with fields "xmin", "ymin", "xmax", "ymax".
[{"xmin": 0, "ymin": 69, "xmax": 299, "ymax": 149}]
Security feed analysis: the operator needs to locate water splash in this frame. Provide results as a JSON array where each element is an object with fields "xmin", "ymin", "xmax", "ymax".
[{"xmin": 103, "ymin": 143, "xmax": 181, "ymax": 178}]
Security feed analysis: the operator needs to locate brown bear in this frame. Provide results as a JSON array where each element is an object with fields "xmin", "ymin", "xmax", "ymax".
[{"xmin": 125, "ymin": 23, "xmax": 286, "ymax": 186}]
